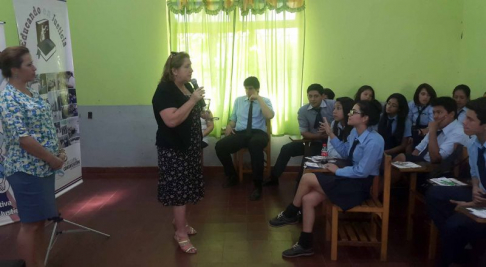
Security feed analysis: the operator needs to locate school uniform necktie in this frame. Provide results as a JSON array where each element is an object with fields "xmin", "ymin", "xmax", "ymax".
[
  {"xmin": 387, "ymin": 119, "xmax": 394, "ymax": 138},
  {"xmin": 419, "ymin": 130, "xmax": 443, "ymax": 158},
  {"xmin": 416, "ymin": 106, "xmax": 423, "ymax": 126},
  {"xmin": 348, "ymin": 139, "xmax": 360, "ymax": 162},
  {"xmin": 246, "ymin": 100, "xmax": 254, "ymax": 135},
  {"xmin": 313, "ymin": 107, "xmax": 323, "ymax": 129},
  {"xmin": 478, "ymin": 147, "xmax": 486, "ymax": 188}
]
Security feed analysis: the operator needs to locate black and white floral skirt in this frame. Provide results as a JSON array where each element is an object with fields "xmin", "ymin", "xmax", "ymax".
[{"xmin": 157, "ymin": 145, "xmax": 204, "ymax": 206}]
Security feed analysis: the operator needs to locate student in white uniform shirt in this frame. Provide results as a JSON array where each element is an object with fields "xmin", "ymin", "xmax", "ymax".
[
  {"xmin": 395, "ymin": 97, "xmax": 469, "ymax": 164},
  {"xmin": 394, "ymin": 97, "xmax": 469, "ymax": 190},
  {"xmin": 453, "ymin": 84, "xmax": 470, "ymax": 124}
]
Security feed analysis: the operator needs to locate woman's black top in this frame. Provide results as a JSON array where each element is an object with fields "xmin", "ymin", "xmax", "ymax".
[{"xmin": 152, "ymin": 81, "xmax": 204, "ymax": 151}]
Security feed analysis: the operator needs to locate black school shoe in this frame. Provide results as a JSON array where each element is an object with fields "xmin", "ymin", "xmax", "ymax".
[
  {"xmin": 282, "ymin": 243, "xmax": 314, "ymax": 258},
  {"xmin": 269, "ymin": 211, "xmax": 299, "ymax": 227}
]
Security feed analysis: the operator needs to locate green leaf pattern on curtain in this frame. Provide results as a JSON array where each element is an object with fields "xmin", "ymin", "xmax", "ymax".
[
  {"xmin": 167, "ymin": 0, "xmax": 305, "ymax": 16},
  {"xmin": 168, "ymin": 1, "xmax": 305, "ymax": 137}
]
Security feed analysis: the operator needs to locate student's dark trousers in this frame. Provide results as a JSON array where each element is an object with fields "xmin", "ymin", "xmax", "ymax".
[
  {"xmin": 215, "ymin": 130, "xmax": 268, "ymax": 184},
  {"xmin": 426, "ymin": 186, "xmax": 486, "ymax": 266},
  {"xmin": 271, "ymin": 141, "xmax": 322, "ymax": 180}
]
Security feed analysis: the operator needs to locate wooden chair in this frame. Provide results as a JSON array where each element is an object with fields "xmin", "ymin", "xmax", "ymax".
[
  {"xmin": 233, "ymin": 120, "xmax": 272, "ymax": 182},
  {"xmin": 325, "ymin": 153, "xmax": 392, "ymax": 261}
]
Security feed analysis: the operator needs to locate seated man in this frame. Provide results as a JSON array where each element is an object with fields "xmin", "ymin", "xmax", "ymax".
[
  {"xmin": 263, "ymin": 84, "xmax": 334, "ymax": 186},
  {"xmin": 215, "ymin": 76, "xmax": 274, "ymax": 200},
  {"xmin": 394, "ymin": 97, "xmax": 468, "ymax": 164},
  {"xmin": 426, "ymin": 97, "xmax": 486, "ymax": 267}
]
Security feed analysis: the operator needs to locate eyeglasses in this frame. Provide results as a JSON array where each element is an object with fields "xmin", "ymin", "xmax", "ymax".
[{"xmin": 349, "ymin": 109, "xmax": 363, "ymax": 116}]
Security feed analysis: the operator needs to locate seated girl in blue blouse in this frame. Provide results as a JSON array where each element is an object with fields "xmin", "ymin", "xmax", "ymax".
[
  {"xmin": 408, "ymin": 83, "xmax": 436, "ymax": 146},
  {"xmin": 354, "ymin": 85, "xmax": 375, "ymax": 102},
  {"xmin": 269, "ymin": 100, "xmax": 384, "ymax": 257},
  {"xmin": 378, "ymin": 93, "xmax": 412, "ymax": 156},
  {"xmin": 323, "ymin": 97, "xmax": 354, "ymax": 159},
  {"xmin": 452, "ymin": 84, "xmax": 470, "ymax": 124}
]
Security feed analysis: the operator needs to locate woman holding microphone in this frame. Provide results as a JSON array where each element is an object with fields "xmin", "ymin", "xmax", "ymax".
[{"xmin": 152, "ymin": 52, "xmax": 205, "ymax": 254}]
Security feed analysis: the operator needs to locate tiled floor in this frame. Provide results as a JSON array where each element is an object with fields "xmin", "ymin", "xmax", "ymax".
[{"xmin": 0, "ymin": 171, "xmax": 443, "ymax": 266}]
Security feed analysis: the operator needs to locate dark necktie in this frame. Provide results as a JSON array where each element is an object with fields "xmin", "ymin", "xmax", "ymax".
[
  {"xmin": 246, "ymin": 100, "xmax": 253, "ymax": 134},
  {"xmin": 337, "ymin": 127, "xmax": 343, "ymax": 140},
  {"xmin": 387, "ymin": 119, "xmax": 394, "ymax": 138},
  {"xmin": 419, "ymin": 130, "xmax": 443, "ymax": 158},
  {"xmin": 313, "ymin": 107, "xmax": 323, "ymax": 129},
  {"xmin": 416, "ymin": 106, "xmax": 423, "ymax": 126},
  {"xmin": 478, "ymin": 147, "xmax": 486, "ymax": 188},
  {"xmin": 348, "ymin": 139, "xmax": 360, "ymax": 162},
  {"xmin": 385, "ymin": 119, "xmax": 395, "ymax": 149}
]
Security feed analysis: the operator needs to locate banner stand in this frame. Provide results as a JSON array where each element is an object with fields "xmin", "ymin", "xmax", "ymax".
[{"xmin": 44, "ymin": 216, "xmax": 110, "ymax": 265}]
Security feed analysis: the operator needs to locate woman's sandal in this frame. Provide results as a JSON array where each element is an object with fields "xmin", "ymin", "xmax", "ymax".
[
  {"xmin": 174, "ymin": 234, "xmax": 197, "ymax": 254},
  {"xmin": 172, "ymin": 220, "xmax": 197, "ymax": 235}
]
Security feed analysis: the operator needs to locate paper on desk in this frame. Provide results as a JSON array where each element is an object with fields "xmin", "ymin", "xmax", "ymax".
[
  {"xmin": 429, "ymin": 177, "xmax": 468, "ymax": 186},
  {"xmin": 391, "ymin": 161, "xmax": 422, "ymax": 169},
  {"xmin": 304, "ymin": 162, "xmax": 325, "ymax": 168},
  {"xmin": 466, "ymin": 208, "xmax": 486, "ymax": 219}
]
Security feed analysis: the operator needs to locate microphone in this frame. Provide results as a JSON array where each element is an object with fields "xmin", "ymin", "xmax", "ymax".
[{"xmin": 191, "ymin": 78, "xmax": 199, "ymax": 89}]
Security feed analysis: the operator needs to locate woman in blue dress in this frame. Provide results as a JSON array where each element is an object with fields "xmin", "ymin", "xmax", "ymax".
[{"xmin": 0, "ymin": 46, "xmax": 66, "ymax": 267}]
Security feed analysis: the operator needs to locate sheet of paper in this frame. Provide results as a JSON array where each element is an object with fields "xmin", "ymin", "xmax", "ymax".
[
  {"xmin": 466, "ymin": 208, "xmax": 486, "ymax": 219},
  {"xmin": 429, "ymin": 177, "xmax": 468, "ymax": 186},
  {"xmin": 391, "ymin": 161, "xmax": 422, "ymax": 169}
]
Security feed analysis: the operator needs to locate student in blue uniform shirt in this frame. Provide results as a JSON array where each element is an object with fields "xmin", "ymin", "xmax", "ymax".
[
  {"xmin": 408, "ymin": 83, "xmax": 436, "ymax": 147},
  {"xmin": 426, "ymin": 97, "xmax": 486, "ymax": 267},
  {"xmin": 263, "ymin": 84, "xmax": 334, "ymax": 186},
  {"xmin": 453, "ymin": 84, "xmax": 470, "ymax": 124},
  {"xmin": 323, "ymin": 97, "xmax": 354, "ymax": 159},
  {"xmin": 268, "ymin": 100, "xmax": 384, "ymax": 257},
  {"xmin": 215, "ymin": 76, "xmax": 274, "ymax": 200},
  {"xmin": 354, "ymin": 85, "xmax": 375, "ymax": 102},
  {"xmin": 322, "ymin": 88, "xmax": 335, "ymax": 100},
  {"xmin": 378, "ymin": 93, "xmax": 412, "ymax": 156}
]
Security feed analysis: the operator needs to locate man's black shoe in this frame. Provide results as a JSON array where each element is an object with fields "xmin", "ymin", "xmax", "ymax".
[
  {"xmin": 223, "ymin": 176, "xmax": 238, "ymax": 188},
  {"xmin": 282, "ymin": 243, "xmax": 314, "ymax": 258},
  {"xmin": 269, "ymin": 211, "xmax": 299, "ymax": 227},
  {"xmin": 249, "ymin": 186, "xmax": 262, "ymax": 201},
  {"xmin": 262, "ymin": 179, "xmax": 279, "ymax": 187}
]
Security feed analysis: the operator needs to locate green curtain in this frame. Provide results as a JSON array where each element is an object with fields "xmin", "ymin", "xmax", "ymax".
[{"xmin": 168, "ymin": 1, "xmax": 305, "ymax": 137}]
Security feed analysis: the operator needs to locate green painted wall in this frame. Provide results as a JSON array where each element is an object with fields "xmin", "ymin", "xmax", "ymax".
[
  {"xmin": 2, "ymin": 0, "xmax": 482, "ymax": 105},
  {"xmin": 459, "ymin": 0, "xmax": 486, "ymax": 98},
  {"xmin": 0, "ymin": 0, "xmax": 19, "ymax": 47},
  {"xmin": 0, "ymin": 0, "xmax": 170, "ymax": 106},
  {"xmin": 67, "ymin": 1, "xmax": 169, "ymax": 105},
  {"xmin": 303, "ymin": 0, "xmax": 463, "ymax": 102}
]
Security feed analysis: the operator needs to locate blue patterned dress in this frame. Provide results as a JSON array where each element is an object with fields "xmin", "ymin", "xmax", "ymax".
[{"xmin": 0, "ymin": 83, "xmax": 59, "ymax": 177}]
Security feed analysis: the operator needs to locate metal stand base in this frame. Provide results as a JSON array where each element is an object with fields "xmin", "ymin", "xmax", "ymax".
[{"xmin": 45, "ymin": 216, "xmax": 110, "ymax": 265}]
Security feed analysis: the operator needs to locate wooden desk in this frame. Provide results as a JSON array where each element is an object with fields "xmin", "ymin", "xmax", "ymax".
[
  {"xmin": 392, "ymin": 162, "xmax": 432, "ymax": 240},
  {"xmin": 456, "ymin": 206, "xmax": 486, "ymax": 224}
]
